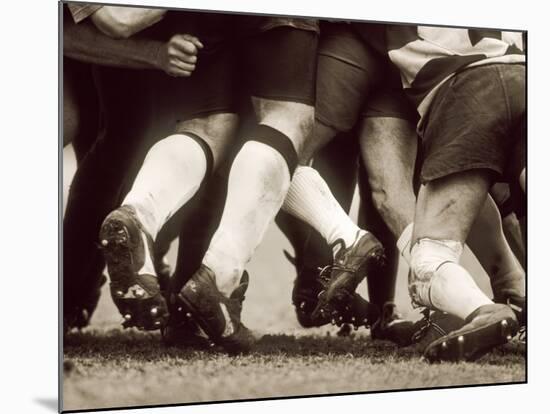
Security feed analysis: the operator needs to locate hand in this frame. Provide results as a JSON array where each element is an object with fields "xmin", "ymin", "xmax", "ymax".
[{"xmin": 157, "ymin": 34, "xmax": 204, "ymax": 77}]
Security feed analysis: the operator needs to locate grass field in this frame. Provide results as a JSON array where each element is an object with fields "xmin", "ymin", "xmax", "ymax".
[{"xmin": 62, "ymin": 146, "xmax": 525, "ymax": 412}]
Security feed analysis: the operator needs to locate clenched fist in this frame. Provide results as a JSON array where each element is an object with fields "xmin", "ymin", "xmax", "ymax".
[{"xmin": 157, "ymin": 34, "xmax": 203, "ymax": 77}]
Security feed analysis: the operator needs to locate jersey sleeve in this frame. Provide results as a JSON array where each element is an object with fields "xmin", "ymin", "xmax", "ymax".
[{"xmin": 67, "ymin": 3, "xmax": 103, "ymax": 24}]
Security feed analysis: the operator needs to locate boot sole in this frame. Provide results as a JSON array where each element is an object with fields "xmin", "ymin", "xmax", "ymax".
[
  {"xmin": 424, "ymin": 311, "xmax": 519, "ymax": 362},
  {"xmin": 100, "ymin": 215, "xmax": 167, "ymax": 330}
]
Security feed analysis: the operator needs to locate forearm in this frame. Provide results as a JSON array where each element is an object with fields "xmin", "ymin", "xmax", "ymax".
[{"xmin": 64, "ymin": 19, "xmax": 162, "ymax": 70}]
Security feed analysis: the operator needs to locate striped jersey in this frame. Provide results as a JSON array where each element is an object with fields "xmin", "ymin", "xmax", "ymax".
[
  {"xmin": 67, "ymin": 3, "xmax": 103, "ymax": 23},
  {"xmin": 354, "ymin": 24, "xmax": 525, "ymax": 125}
]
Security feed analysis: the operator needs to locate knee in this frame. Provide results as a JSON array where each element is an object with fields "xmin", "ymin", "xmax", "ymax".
[
  {"xmin": 294, "ymin": 105, "xmax": 315, "ymax": 137},
  {"xmin": 178, "ymin": 114, "xmax": 238, "ymax": 142},
  {"xmin": 176, "ymin": 113, "xmax": 239, "ymax": 166},
  {"xmin": 238, "ymin": 140, "xmax": 292, "ymax": 187},
  {"xmin": 409, "ymin": 238, "xmax": 463, "ymax": 306},
  {"xmin": 278, "ymin": 104, "xmax": 314, "ymax": 140},
  {"xmin": 253, "ymin": 98, "xmax": 315, "ymax": 147}
]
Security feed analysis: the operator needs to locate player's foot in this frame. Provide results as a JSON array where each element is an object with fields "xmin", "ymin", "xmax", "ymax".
[
  {"xmin": 292, "ymin": 268, "xmax": 379, "ymax": 328},
  {"xmin": 99, "ymin": 205, "xmax": 169, "ymax": 331},
  {"xmin": 407, "ymin": 309, "xmax": 464, "ymax": 353},
  {"xmin": 172, "ymin": 267, "xmax": 254, "ymax": 354},
  {"xmin": 164, "ymin": 271, "xmax": 251, "ymax": 349},
  {"xmin": 370, "ymin": 302, "xmax": 417, "ymax": 346},
  {"xmin": 161, "ymin": 319, "xmax": 212, "ymax": 349},
  {"xmin": 423, "ymin": 303, "xmax": 518, "ymax": 362},
  {"xmin": 64, "ymin": 274, "xmax": 107, "ymax": 334},
  {"xmin": 292, "ymin": 268, "xmax": 326, "ymax": 327},
  {"xmin": 494, "ymin": 291, "xmax": 525, "ymax": 326},
  {"xmin": 311, "ymin": 232, "xmax": 385, "ymax": 323}
]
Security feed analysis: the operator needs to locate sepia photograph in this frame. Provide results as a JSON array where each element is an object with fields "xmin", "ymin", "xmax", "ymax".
[{"xmin": 61, "ymin": 1, "xmax": 526, "ymax": 412}]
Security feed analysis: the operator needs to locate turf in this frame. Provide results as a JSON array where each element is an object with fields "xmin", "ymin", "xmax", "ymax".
[{"xmin": 63, "ymin": 326, "xmax": 525, "ymax": 411}]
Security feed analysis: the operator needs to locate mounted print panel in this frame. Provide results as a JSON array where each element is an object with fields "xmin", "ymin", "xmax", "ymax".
[{"xmin": 61, "ymin": 1, "xmax": 526, "ymax": 411}]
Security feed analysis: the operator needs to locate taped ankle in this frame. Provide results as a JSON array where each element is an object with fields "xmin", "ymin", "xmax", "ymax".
[{"xmin": 409, "ymin": 238, "xmax": 463, "ymax": 307}]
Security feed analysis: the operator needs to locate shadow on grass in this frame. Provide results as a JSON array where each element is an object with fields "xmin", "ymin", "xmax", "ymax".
[{"xmin": 63, "ymin": 328, "xmax": 526, "ymax": 365}]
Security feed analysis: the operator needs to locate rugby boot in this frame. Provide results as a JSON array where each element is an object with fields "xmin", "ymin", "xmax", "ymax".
[
  {"xmin": 423, "ymin": 303, "xmax": 519, "ymax": 362},
  {"xmin": 67, "ymin": 274, "xmax": 107, "ymax": 329},
  {"xmin": 370, "ymin": 302, "xmax": 418, "ymax": 347},
  {"xmin": 311, "ymin": 231, "xmax": 385, "ymax": 323},
  {"xmin": 163, "ymin": 271, "xmax": 250, "ymax": 349},
  {"xmin": 292, "ymin": 267, "xmax": 326, "ymax": 327},
  {"xmin": 173, "ymin": 266, "xmax": 254, "ymax": 354},
  {"xmin": 99, "ymin": 205, "xmax": 169, "ymax": 330},
  {"xmin": 406, "ymin": 309, "xmax": 464, "ymax": 353},
  {"xmin": 292, "ymin": 267, "xmax": 379, "ymax": 328},
  {"xmin": 494, "ymin": 291, "xmax": 525, "ymax": 326},
  {"xmin": 161, "ymin": 319, "xmax": 211, "ymax": 349}
]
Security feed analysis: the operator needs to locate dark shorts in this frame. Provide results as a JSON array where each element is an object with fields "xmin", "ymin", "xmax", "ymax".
[
  {"xmin": 315, "ymin": 22, "xmax": 418, "ymax": 133},
  {"xmin": 239, "ymin": 26, "xmax": 318, "ymax": 104},
  {"xmin": 419, "ymin": 63, "xmax": 526, "ymax": 184},
  {"xmin": 490, "ymin": 183, "xmax": 525, "ymax": 219},
  {"xmin": 146, "ymin": 11, "xmax": 318, "ymax": 125}
]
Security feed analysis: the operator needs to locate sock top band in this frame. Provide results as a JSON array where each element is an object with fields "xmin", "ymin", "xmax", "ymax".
[{"xmin": 248, "ymin": 124, "xmax": 298, "ymax": 175}]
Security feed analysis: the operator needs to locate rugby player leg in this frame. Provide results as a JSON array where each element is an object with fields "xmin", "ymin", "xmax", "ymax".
[
  {"xmin": 412, "ymin": 173, "xmax": 494, "ymax": 319},
  {"xmin": 357, "ymin": 121, "xmax": 521, "ymax": 348},
  {"xmin": 281, "ymin": 43, "xmax": 371, "ymax": 261},
  {"xmin": 361, "ymin": 125, "xmax": 525, "ymax": 349},
  {"xmin": 64, "ymin": 7, "xmax": 213, "ymax": 334},
  {"xmin": 357, "ymin": 114, "xmax": 419, "ymax": 344},
  {"xmin": 410, "ymin": 171, "xmax": 517, "ymax": 360},
  {"xmin": 510, "ymin": 123, "xmax": 527, "ymax": 246},
  {"xmin": 359, "ymin": 118, "xmax": 417, "ymax": 240},
  {"xmin": 120, "ymin": 114, "xmax": 237, "ymax": 240},
  {"xmin": 280, "ymin": 131, "xmax": 380, "ymax": 329},
  {"xmin": 410, "ymin": 63, "xmax": 525, "ymax": 362},
  {"xmin": 63, "ymin": 58, "xmax": 103, "ymax": 332},
  {"xmin": 63, "ymin": 5, "xmax": 198, "ymax": 332},
  {"xmin": 64, "ymin": 66, "xmax": 154, "ymax": 332},
  {"xmin": 489, "ymin": 183, "xmax": 525, "ymax": 267},
  {"xmin": 162, "ymin": 141, "xmax": 238, "ymax": 348},
  {"xmin": 200, "ymin": 26, "xmax": 317, "ymax": 295},
  {"xmin": 173, "ymin": 23, "xmax": 318, "ymax": 353},
  {"xmin": 357, "ymin": 114, "xmax": 512, "ymax": 347},
  {"xmin": 99, "ymin": 41, "xmax": 240, "ymax": 330},
  {"xmin": 365, "ymin": 121, "xmax": 526, "ymax": 329},
  {"xmin": 279, "ymin": 23, "xmax": 388, "ymax": 323},
  {"xmin": 466, "ymin": 196, "xmax": 525, "ymax": 324},
  {"xmin": 63, "ymin": 57, "xmax": 100, "ymax": 161}
]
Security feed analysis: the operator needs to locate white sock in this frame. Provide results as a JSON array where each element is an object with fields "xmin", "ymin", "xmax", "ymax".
[
  {"xmin": 430, "ymin": 264, "xmax": 494, "ymax": 319},
  {"xmin": 123, "ymin": 134, "xmax": 207, "ymax": 238},
  {"xmin": 397, "ymin": 222, "xmax": 414, "ymax": 264},
  {"xmin": 410, "ymin": 239, "xmax": 493, "ymax": 320},
  {"xmin": 282, "ymin": 166, "xmax": 366, "ymax": 256},
  {"xmin": 203, "ymin": 141, "xmax": 291, "ymax": 297}
]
